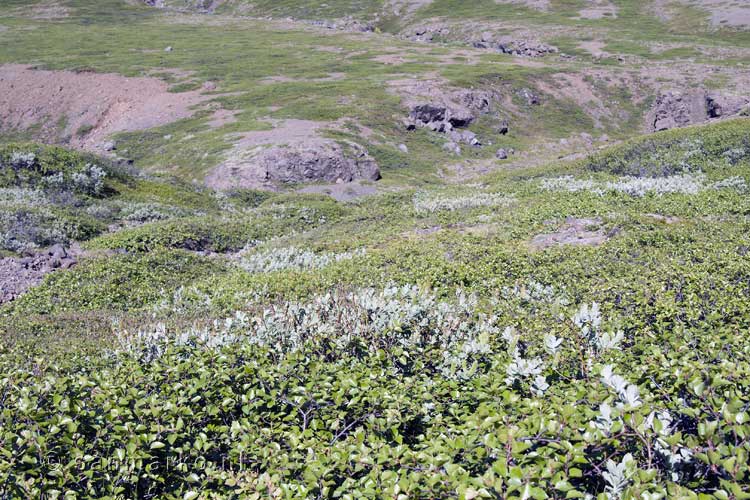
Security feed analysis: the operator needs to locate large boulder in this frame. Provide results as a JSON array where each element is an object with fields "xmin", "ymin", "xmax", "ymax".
[
  {"xmin": 649, "ymin": 90, "xmax": 749, "ymax": 132},
  {"xmin": 207, "ymin": 140, "xmax": 380, "ymax": 190},
  {"xmin": 405, "ymin": 88, "xmax": 496, "ymax": 132}
]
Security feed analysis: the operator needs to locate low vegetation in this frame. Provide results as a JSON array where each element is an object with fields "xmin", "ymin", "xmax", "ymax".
[
  {"xmin": 2, "ymin": 118, "xmax": 749, "ymax": 498},
  {"xmin": 2, "ymin": 0, "xmax": 750, "ymax": 497}
]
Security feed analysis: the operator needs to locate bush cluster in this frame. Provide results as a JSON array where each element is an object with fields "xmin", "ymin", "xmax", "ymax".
[{"xmin": 2, "ymin": 283, "xmax": 748, "ymax": 498}]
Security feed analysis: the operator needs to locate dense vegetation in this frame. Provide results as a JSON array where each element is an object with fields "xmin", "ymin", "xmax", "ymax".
[{"xmin": 2, "ymin": 119, "xmax": 749, "ymax": 498}]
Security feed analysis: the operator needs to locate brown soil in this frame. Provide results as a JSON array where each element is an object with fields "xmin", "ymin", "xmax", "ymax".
[
  {"xmin": 687, "ymin": 0, "xmax": 750, "ymax": 28},
  {"xmin": 530, "ymin": 217, "xmax": 613, "ymax": 250},
  {"xmin": 577, "ymin": 0, "xmax": 618, "ymax": 19},
  {"xmin": 385, "ymin": 0, "xmax": 435, "ymax": 16},
  {"xmin": 654, "ymin": 0, "xmax": 750, "ymax": 28},
  {"xmin": 497, "ymin": 0, "xmax": 550, "ymax": 11},
  {"xmin": 0, "ymin": 64, "xmax": 210, "ymax": 152}
]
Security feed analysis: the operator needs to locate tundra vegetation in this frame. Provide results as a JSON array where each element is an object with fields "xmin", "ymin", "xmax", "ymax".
[{"xmin": 1, "ymin": 1, "xmax": 750, "ymax": 499}]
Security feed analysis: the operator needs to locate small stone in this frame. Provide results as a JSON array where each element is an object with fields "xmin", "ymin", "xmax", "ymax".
[
  {"xmin": 164, "ymin": 46, "xmax": 173, "ymax": 52},
  {"xmin": 443, "ymin": 141, "xmax": 461, "ymax": 155},
  {"xmin": 498, "ymin": 120, "xmax": 509, "ymax": 135},
  {"xmin": 496, "ymin": 148, "xmax": 508, "ymax": 160},
  {"xmin": 398, "ymin": 144, "xmax": 409, "ymax": 153}
]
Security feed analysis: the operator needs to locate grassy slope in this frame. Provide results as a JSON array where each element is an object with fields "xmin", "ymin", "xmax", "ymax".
[
  {"xmin": 1, "ymin": 118, "xmax": 749, "ymax": 498},
  {"xmin": 1, "ymin": 0, "xmax": 747, "ymax": 188},
  {"xmin": 2, "ymin": 5, "xmax": 750, "ymax": 495},
  {"xmin": 3, "ymin": 117, "xmax": 749, "ymax": 337}
]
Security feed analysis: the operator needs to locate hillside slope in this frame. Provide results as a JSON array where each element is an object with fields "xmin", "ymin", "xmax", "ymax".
[
  {"xmin": 0, "ymin": 0, "xmax": 748, "ymax": 194},
  {"xmin": 2, "ymin": 2, "xmax": 750, "ymax": 498},
  {"xmin": 2, "ymin": 118, "xmax": 750, "ymax": 497}
]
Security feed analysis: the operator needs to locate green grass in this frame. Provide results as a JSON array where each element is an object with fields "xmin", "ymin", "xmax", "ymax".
[
  {"xmin": 3, "ymin": 0, "xmax": 746, "ymax": 187},
  {"xmin": 2, "ymin": 119, "xmax": 750, "ymax": 498}
]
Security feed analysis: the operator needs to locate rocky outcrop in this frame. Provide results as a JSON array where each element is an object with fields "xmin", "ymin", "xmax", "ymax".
[
  {"xmin": 472, "ymin": 36, "xmax": 559, "ymax": 57},
  {"xmin": 0, "ymin": 244, "xmax": 77, "ymax": 304},
  {"xmin": 207, "ymin": 140, "xmax": 380, "ymax": 190},
  {"xmin": 649, "ymin": 90, "xmax": 749, "ymax": 132},
  {"xmin": 403, "ymin": 88, "xmax": 496, "ymax": 141},
  {"xmin": 408, "ymin": 103, "xmax": 475, "ymax": 131},
  {"xmin": 306, "ymin": 17, "xmax": 376, "ymax": 32},
  {"xmin": 404, "ymin": 24, "xmax": 451, "ymax": 42}
]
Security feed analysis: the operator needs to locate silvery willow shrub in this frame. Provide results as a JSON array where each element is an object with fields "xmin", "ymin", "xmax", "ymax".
[
  {"xmin": 541, "ymin": 173, "xmax": 710, "ymax": 197},
  {"xmin": 0, "ymin": 144, "xmax": 124, "ymax": 199},
  {"xmin": 0, "ymin": 187, "xmax": 50, "ymax": 207},
  {"xmin": 2, "ymin": 279, "xmax": 750, "ymax": 499},
  {"xmin": 116, "ymin": 201, "xmax": 193, "ymax": 223},
  {"xmin": 239, "ymin": 246, "xmax": 366, "ymax": 273},
  {"xmin": 71, "ymin": 163, "xmax": 106, "ymax": 196},
  {"xmin": 711, "ymin": 176, "xmax": 748, "ymax": 192},
  {"xmin": 121, "ymin": 284, "xmax": 500, "ymax": 378},
  {"xmin": 413, "ymin": 190, "xmax": 515, "ymax": 213},
  {"xmin": 9, "ymin": 151, "xmax": 37, "ymax": 170},
  {"xmin": 0, "ymin": 207, "xmax": 69, "ymax": 252},
  {"xmin": 584, "ymin": 124, "xmax": 750, "ymax": 176}
]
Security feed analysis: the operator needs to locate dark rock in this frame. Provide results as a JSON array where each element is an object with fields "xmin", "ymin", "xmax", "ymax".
[
  {"xmin": 48, "ymin": 244, "xmax": 67, "ymax": 259},
  {"xmin": 100, "ymin": 141, "xmax": 117, "ymax": 152},
  {"xmin": 115, "ymin": 157, "xmax": 134, "ymax": 166},
  {"xmin": 210, "ymin": 140, "xmax": 380, "ymax": 189},
  {"xmin": 649, "ymin": 90, "xmax": 749, "ymax": 131},
  {"xmin": 650, "ymin": 90, "xmax": 708, "ymax": 131},
  {"xmin": 518, "ymin": 88, "xmax": 540, "ymax": 106},
  {"xmin": 472, "ymin": 37, "xmax": 558, "ymax": 57},
  {"xmin": 498, "ymin": 120, "xmax": 509, "ymax": 135},
  {"xmin": 449, "ymin": 130, "xmax": 476, "ymax": 145},
  {"xmin": 403, "ymin": 118, "xmax": 417, "ymax": 131},
  {"xmin": 706, "ymin": 95, "xmax": 722, "ymax": 118},
  {"xmin": 410, "ymin": 104, "xmax": 446, "ymax": 124}
]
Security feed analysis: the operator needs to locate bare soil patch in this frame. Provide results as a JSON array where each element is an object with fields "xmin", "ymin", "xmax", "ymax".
[
  {"xmin": 207, "ymin": 108, "xmax": 241, "ymax": 128},
  {"xmin": 9, "ymin": 1, "xmax": 70, "ymax": 20},
  {"xmin": 496, "ymin": 0, "xmax": 550, "ymax": 11},
  {"xmin": 578, "ymin": 40, "xmax": 610, "ymax": 58},
  {"xmin": 385, "ymin": 0, "xmax": 435, "ymax": 16},
  {"xmin": 654, "ymin": 0, "xmax": 750, "ymax": 28},
  {"xmin": 687, "ymin": 0, "xmax": 750, "ymax": 28},
  {"xmin": 578, "ymin": 0, "xmax": 618, "ymax": 19},
  {"xmin": 0, "ymin": 64, "xmax": 210, "ymax": 152},
  {"xmin": 530, "ymin": 217, "xmax": 613, "ymax": 250}
]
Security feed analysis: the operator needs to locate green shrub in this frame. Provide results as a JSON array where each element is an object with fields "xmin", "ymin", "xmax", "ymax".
[{"xmin": 7, "ymin": 250, "xmax": 224, "ymax": 314}]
